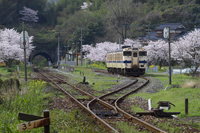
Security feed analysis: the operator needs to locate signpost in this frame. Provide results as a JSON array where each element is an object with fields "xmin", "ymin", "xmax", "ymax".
[
  {"xmin": 17, "ymin": 118, "xmax": 50, "ymax": 131},
  {"xmin": 163, "ymin": 27, "xmax": 172, "ymax": 85},
  {"xmin": 18, "ymin": 110, "xmax": 50, "ymax": 132}
]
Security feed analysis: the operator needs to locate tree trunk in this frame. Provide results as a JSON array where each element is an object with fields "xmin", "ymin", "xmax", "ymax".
[
  {"xmin": 159, "ymin": 61, "xmax": 162, "ymax": 69},
  {"xmin": 5, "ymin": 59, "xmax": 14, "ymax": 68}
]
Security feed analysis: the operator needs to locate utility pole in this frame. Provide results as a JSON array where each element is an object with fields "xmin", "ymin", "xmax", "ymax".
[
  {"xmin": 64, "ymin": 45, "xmax": 68, "ymax": 64},
  {"xmin": 70, "ymin": 38, "xmax": 74, "ymax": 61},
  {"xmin": 121, "ymin": 25, "xmax": 124, "ymax": 43},
  {"xmin": 22, "ymin": 22, "xmax": 27, "ymax": 82},
  {"xmin": 76, "ymin": 41, "xmax": 78, "ymax": 66},
  {"xmin": 168, "ymin": 26, "xmax": 171, "ymax": 85},
  {"xmin": 80, "ymin": 27, "xmax": 83, "ymax": 66},
  {"xmin": 119, "ymin": 38, "xmax": 121, "ymax": 49},
  {"xmin": 58, "ymin": 33, "xmax": 60, "ymax": 69}
]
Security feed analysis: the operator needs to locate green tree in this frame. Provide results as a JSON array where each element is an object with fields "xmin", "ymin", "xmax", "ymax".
[
  {"xmin": 83, "ymin": 21, "xmax": 106, "ymax": 45},
  {"xmin": 105, "ymin": 0, "xmax": 141, "ymax": 41}
]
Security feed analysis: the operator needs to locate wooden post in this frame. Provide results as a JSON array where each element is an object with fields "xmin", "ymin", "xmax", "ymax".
[
  {"xmin": 185, "ymin": 99, "xmax": 188, "ymax": 114},
  {"xmin": 43, "ymin": 110, "xmax": 50, "ymax": 133}
]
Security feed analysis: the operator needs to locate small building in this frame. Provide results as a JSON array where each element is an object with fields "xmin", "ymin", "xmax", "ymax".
[
  {"xmin": 141, "ymin": 23, "xmax": 187, "ymax": 43},
  {"xmin": 155, "ymin": 23, "xmax": 187, "ymax": 38},
  {"xmin": 0, "ymin": 61, "xmax": 6, "ymax": 66}
]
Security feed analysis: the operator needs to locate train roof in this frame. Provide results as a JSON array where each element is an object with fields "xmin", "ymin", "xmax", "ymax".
[{"xmin": 107, "ymin": 47, "xmax": 145, "ymax": 54}]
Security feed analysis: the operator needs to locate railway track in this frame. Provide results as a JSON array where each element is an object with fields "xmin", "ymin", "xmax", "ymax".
[
  {"xmin": 94, "ymin": 69, "xmax": 166, "ymax": 133},
  {"xmin": 37, "ymin": 68, "xmax": 119, "ymax": 132},
  {"xmin": 34, "ymin": 68, "xmax": 166, "ymax": 133}
]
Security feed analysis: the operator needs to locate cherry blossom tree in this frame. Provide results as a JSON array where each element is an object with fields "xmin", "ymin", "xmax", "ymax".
[
  {"xmin": 0, "ymin": 28, "xmax": 34, "ymax": 67},
  {"xmin": 172, "ymin": 29, "xmax": 200, "ymax": 76},
  {"xmin": 143, "ymin": 40, "xmax": 169, "ymax": 68},
  {"xmin": 81, "ymin": 2, "xmax": 92, "ymax": 10},
  {"xmin": 82, "ymin": 39, "xmax": 142, "ymax": 62},
  {"xmin": 19, "ymin": 6, "xmax": 39, "ymax": 22}
]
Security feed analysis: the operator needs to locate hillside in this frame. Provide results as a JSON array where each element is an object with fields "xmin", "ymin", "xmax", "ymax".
[{"xmin": 1, "ymin": 0, "xmax": 200, "ymax": 50}]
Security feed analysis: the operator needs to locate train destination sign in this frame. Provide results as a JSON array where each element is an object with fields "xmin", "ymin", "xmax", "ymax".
[{"xmin": 17, "ymin": 118, "xmax": 50, "ymax": 131}]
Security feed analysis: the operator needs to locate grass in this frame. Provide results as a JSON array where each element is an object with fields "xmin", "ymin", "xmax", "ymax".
[
  {"xmin": 0, "ymin": 63, "xmax": 33, "ymax": 81},
  {"xmin": 2, "ymin": 63, "xmax": 200, "ymax": 132},
  {"xmin": 144, "ymin": 73, "xmax": 199, "ymax": 87},
  {"xmin": 0, "ymin": 79, "xmax": 107, "ymax": 133},
  {"xmin": 129, "ymin": 73, "xmax": 200, "ymax": 118},
  {"xmin": 65, "ymin": 66, "xmax": 121, "ymax": 92},
  {"xmin": 116, "ymin": 121, "xmax": 148, "ymax": 133}
]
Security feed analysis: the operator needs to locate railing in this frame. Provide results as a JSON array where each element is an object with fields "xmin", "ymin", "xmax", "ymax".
[{"xmin": 60, "ymin": 61, "xmax": 76, "ymax": 66}]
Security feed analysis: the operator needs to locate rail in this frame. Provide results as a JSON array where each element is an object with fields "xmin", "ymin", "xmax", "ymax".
[
  {"xmin": 37, "ymin": 69, "xmax": 119, "ymax": 133},
  {"xmin": 94, "ymin": 69, "xmax": 166, "ymax": 133}
]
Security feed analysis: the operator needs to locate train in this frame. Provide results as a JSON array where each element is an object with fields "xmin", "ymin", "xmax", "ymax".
[{"xmin": 106, "ymin": 46, "xmax": 147, "ymax": 76}]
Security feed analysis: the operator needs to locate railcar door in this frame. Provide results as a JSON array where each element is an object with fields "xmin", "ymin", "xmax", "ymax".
[{"xmin": 132, "ymin": 51, "xmax": 139, "ymax": 68}]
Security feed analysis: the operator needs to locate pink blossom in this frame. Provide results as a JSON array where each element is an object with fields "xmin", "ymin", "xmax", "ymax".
[
  {"xmin": 19, "ymin": 6, "xmax": 39, "ymax": 22},
  {"xmin": 0, "ymin": 28, "xmax": 35, "ymax": 62}
]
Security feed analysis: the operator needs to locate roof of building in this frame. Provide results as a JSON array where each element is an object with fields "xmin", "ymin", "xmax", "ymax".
[{"xmin": 156, "ymin": 23, "xmax": 186, "ymax": 30}]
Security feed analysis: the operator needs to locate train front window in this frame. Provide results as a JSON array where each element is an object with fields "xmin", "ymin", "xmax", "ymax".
[
  {"xmin": 123, "ymin": 51, "xmax": 131, "ymax": 56},
  {"xmin": 133, "ymin": 52, "xmax": 137, "ymax": 57},
  {"xmin": 139, "ymin": 51, "xmax": 147, "ymax": 56}
]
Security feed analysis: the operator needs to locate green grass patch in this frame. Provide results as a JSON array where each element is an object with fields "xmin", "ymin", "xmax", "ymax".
[
  {"xmin": 68, "ymin": 67, "xmax": 120, "ymax": 92},
  {"xmin": 129, "ymin": 73, "xmax": 200, "ymax": 118},
  {"xmin": 116, "ymin": 121, "xmax": 147, "ymax": 133},
  {"xmin": 144, "ymin": 73, "xmax": 199, "ymax": 87},
  {"xmin": 0, "ymin": 79, "xmax": 106, "ymax": 132}
]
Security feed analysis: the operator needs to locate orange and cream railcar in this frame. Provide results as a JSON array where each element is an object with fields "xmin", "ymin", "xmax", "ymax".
[{"xmin": 106, "ymin": 47, "xmax": 147, "ymax": 76}]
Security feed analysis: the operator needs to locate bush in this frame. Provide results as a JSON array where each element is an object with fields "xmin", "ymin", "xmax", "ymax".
[
  {"xmin": 7, "ymin": 68, "xmax": 14, "ymax": 72},
  {"xmin": 91, "ymin": 61, "xmax": 106, "ymax": 69}
]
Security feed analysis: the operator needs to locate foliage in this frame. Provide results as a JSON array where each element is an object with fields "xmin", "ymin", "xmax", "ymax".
[
  {"xmin": 82, "ymin": 39, "xmax": 141, "ymax": 61},
  {"xmin": 0, "ymin": 28, "xmax": 34, "ymax": 67},
  {"xmin": 33, "ymin": 28, "xmax": 57, "ymax": 50},
  {"xmin": 19, "ymin": 6, "xmax": 39, "ymax": 23},
  {"xmin": 91, "ymin": 61, "xmax": 106, "ymax": 69},
  {"xmin": 32, "ymin": 56, "xmax": 47, "ymax": 67},
  {"xmin": 104, "ymin": 0, "xmax": 141, "ymax": 40},
  {"xmin": 172, "ymin": 29, "xmax": 200, "ymax": 76},
  {"xmin": 0, "ymin": 79, "xmax": 106, "ymax": 132},
  {"xmin": 2, "ymin": 0, "xmax": 200, "ymax": 65},
  {"xmin": 144, "ymin": 40, "xmax": 169, "ymax": 66},
  {"xmin": 0, "ymin": 80, "xmax": 48, "ymax": 132}
]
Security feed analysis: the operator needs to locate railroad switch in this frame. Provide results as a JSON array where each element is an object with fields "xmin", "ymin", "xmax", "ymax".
[
  {"xmin": 80, "ymin": 76, "xmax": 89, "ymax": 84},
  {"xmin": 157, "ymin": 101, "xmax": 175, "ymax": 110},
  {"xmin": 136, "ymin": 109, "xmax": 180, "ymax": 118},
  {"xmin": 136, "ymin": 101, "xmax": 180, "ymax": 118},
  {"xmin": 93, "ymin": 110, "xmax": 121, "ymax": 118}
]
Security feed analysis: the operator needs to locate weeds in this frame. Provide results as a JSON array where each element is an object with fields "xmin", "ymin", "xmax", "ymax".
[{"xmin": 182, "ymin": 80, "xmax": 196, "ymax": 88}]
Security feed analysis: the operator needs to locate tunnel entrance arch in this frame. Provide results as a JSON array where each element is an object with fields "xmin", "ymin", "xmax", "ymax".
[
  {"xmin": 32, "ymin": 52, "xmax": 52, "ymax": 63},
  {"xmin": 28, "ymin": 50, "xmax": 57, "ymax": 64}
]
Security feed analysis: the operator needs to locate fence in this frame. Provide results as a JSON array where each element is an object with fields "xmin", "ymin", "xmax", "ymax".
[
  {"xmin": 145, "ymin": 66, "xmax": 158, "ymax": 73},
  {"xmin": 60, "ymin": 61, "xmax": 76, "ymax": 66},
  {"xmin": 60, "ymin": 66, "xmax": 74, "ymax": 72},
  {"xmin": 60, "ymin": 59, "xmax": 91, "ymax": 67}
]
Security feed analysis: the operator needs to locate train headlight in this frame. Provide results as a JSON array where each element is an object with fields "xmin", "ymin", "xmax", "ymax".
[
  {"xmin": 142, "ymin": 48, "xmax": 145, "ymax": 51},
  {"xmin": 126, "ymin": 48, "xmax": 128, "ymax": 51}
]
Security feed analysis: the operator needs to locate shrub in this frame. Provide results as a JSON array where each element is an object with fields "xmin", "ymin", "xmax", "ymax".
[{"xmin": 7, "ymin": 68, "xmax": 14, "ymax": 72}]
